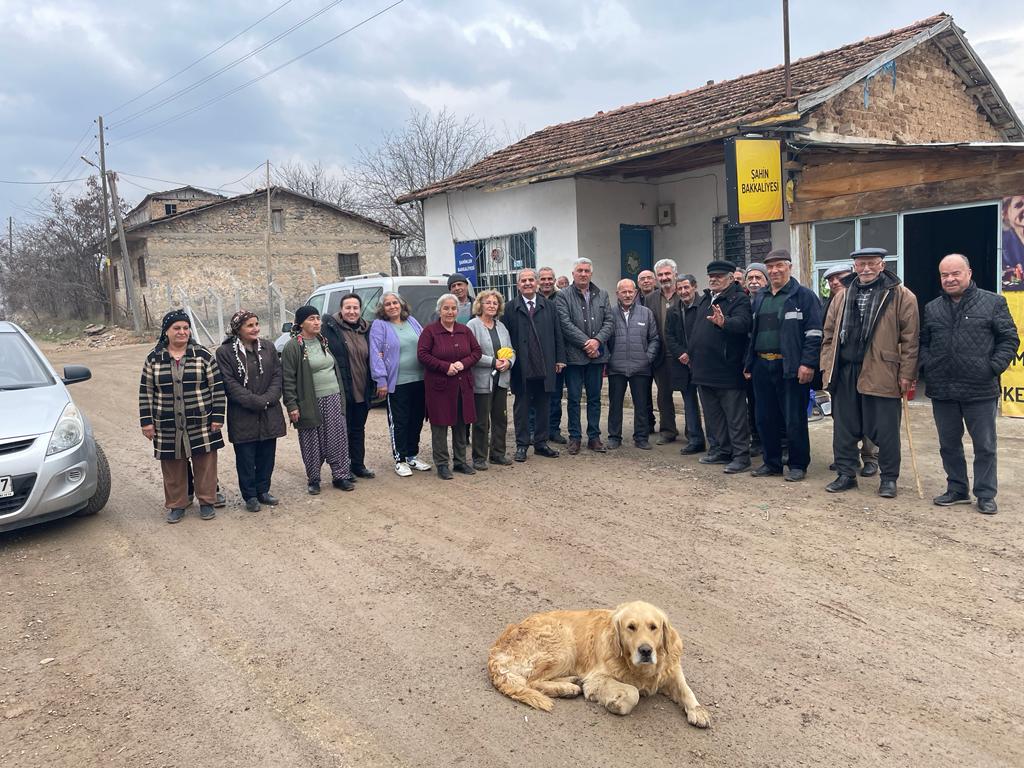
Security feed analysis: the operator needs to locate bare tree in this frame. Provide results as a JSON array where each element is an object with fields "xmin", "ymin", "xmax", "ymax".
[
  {"xmin": 354, "ymin": 107, "xmax": 498, "ymax": 273},
  {"xmin": 0, "ymin": 177, "xmax": 115, "ymax": 322},
  {"xmin": 272, "ymin": 159, "xmax": 360, "ymax": 209}
]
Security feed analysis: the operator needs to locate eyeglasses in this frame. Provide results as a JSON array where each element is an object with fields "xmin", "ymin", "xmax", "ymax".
[{"xmin": 853, "ymin": 259, "xmax": 883, "ymax": 270}]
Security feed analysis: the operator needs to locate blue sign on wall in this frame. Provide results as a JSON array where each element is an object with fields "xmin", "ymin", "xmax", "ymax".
[{"xmin": 454, "ymin": 241, "xmax": 478, "ymax": 286}]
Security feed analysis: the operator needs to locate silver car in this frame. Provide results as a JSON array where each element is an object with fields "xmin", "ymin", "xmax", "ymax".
[{"xmin": 0, "ymin": 321, "xmax": 110, "ymax": 533}]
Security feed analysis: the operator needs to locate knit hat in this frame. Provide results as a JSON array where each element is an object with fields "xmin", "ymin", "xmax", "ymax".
[
  {"xmin": 447, "ymin": 273, "xmax": 470, "ymax": 289},
  {"xmin": 229, "ymin": 309, "xmax": 258, "ymax": 336},
  {"xmin": 293, "ymin": 305, "xmax": 320, "ymax": 327},
  {"xmin": 745, "ymin": 263, "xmax": 768, "ymax": 280},
  {"xmin": 706, "ymin": 260, "xmax": 737, "ymax": 275}
]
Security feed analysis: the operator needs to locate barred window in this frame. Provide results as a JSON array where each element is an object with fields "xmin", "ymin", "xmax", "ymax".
[
  {"xmin": 164, "ymin": 203, "xmax": 177, "ymax": 216},
  {"xmin": 337, "ymin": 252, "xmax": 360, "ymax": 278},
  {"xmin": 713, "ymin": 216, "xmax": 772, "ymax": 268},
  {"xmin": 456, "ymin": 230, "xmax": 537, "ymax": 302}
]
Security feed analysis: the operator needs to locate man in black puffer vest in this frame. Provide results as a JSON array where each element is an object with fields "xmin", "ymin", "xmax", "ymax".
[{"xmin": 920, "ymin": 254, "xmax": 1019, "ymax": 515}]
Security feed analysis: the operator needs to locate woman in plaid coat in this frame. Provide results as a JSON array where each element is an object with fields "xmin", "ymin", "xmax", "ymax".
[{"xmin": 139, "ymin": 309, "xmax": 226, "ymax": 524}]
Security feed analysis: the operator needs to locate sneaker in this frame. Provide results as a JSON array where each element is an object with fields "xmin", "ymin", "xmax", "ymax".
[
  {"xmin": 977, "ymin": 498, "xmax": 998, "ymax": 515},
  {"xmin": 166, "ymin": 507, "xmax": 185, "ymax": 524},
  {"xmin": 394, "ymin": 461, "xmax": 413, "ymax": 477},
  {"xmin": 199, "ymin": 504, "xmax": 216, "ymax": 520},
  {"xmin": 244, "ymin": 497, "xmax": 261, "ymax": 513},
  {"xmin": 214, "ymin": 490, "xmax": 227, "ymax": 508},
  {"xmin": 407, "ymin": 456, "xmax": 432, "ymax": 471},
  {"xmin": 933, "ymin": 490, "xmax": 971, "ymax": 506}
]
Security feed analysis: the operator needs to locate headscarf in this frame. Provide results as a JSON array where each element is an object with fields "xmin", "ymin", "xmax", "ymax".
[
  {"xmin": 228, "ymin": 309, "xmax": 263, "ymax": 387},
  {"xmin": 156, "ymin": 309, "xmax": 191, "ymax": 351}
]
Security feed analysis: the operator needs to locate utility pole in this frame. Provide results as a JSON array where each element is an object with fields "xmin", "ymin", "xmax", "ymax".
[
  {"xmin": 783, "ymin": 0, "xmax": 792, "ymax": 99},
  {"xmin": 265, "ymin": 159, "xmax": 273, "ymax": 316},
  {"xmin": 106, "ymin": 172, "xmax": 143, "ymax": 332},
  {"xmin": 98, "ymin": 116, "xmax": 117, "ymax": 323}
]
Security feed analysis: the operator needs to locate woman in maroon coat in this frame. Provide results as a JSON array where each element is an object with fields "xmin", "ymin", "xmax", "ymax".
[{"xmin": 418, "ymin": 293, "xmax": 482, "ymax": 479}]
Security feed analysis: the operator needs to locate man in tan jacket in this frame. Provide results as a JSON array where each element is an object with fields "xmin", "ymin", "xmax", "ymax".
[{"xmin": 820, "ymin": 248, "xmax": 919, "ymax": 498}]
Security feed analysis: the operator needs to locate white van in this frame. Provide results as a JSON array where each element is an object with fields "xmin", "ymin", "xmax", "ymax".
[{"xmin": 275, "ymin": 273, "xmax": 466, "ymax": 350}]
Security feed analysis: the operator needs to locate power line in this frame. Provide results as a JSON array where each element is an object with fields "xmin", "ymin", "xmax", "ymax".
[
  {"xmin": 113, "ymin": 0, "xmax": 405, "ymax": 145},
  {"xmin": 105, "ymin": 0, "xmax": 296, "ymax": 117},
  {"xmin": 108, "ymin": 0, "xmax": 349, "ymax": 131},
  {"xmin": 118, "ymin": 167, "xmax": 267, "ymax": 196},
  {"xmin": 0, "ymin": 176, "xmax": 93, "ymax": 185}
]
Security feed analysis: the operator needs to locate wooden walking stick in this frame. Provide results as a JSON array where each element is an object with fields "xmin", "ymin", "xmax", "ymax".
[{"xmin": 902, "ymin": 394, "xmax": 924, "ymax": 500}]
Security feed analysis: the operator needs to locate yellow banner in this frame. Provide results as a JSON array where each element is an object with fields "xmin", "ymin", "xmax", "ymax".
[
  {"xmin": 731, "ymin": 138, "xmax": 783, "ymax": 224},
  {"xmin": 1003, "ymin": 291, "xmax": 1024, "ymax": 417}
]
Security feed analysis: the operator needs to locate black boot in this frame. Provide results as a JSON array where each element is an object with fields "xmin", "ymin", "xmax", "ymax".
[{"xmin": 825, "ymin": 474, "xmax": 858, "ymax": 493}]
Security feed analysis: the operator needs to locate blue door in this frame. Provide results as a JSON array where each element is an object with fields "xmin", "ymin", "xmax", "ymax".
[{"xmin": 620, "ymin": 225, "xmax": 652, "ymax": 280}]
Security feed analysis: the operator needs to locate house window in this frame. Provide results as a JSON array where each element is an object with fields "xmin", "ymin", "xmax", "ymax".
[
  {"xmin": 112, "ymin": 264, "xmax": 120, "ymax": 290},
  {"xmin": 337, "ymin": 252, "xmax": 360, "ymax": 277},
  {"xmin": 271, "ymin": 208, "xmax": 284, "ymax": 233},
  {"xmin": 453, "ymin": 230, "xmax": 536, "ymax": 302},
  {"xmin": 164, "ymin": 203, "xmax": 177, "ymax": 216},
  {"xmin": 713, "ymin": 216, "xmax": 771, "ymax": 268},
  {"xmin": 812, "ymin": 214, "xmax": 900, "ymax": 297}
]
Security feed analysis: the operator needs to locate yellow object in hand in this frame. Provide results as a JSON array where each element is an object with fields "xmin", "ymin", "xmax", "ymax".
[{"xmin": 496, "ymin": 347, "xmax": 515, "ymax": 360}]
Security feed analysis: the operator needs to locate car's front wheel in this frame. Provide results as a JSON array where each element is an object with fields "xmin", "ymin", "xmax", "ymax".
[{"xmin": 77, "ymin": 443, "xmax": 110, "ymax": 516}]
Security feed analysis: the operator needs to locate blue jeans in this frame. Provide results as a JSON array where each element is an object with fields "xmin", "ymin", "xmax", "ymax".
[{"xmin": 564, "ymin": 363, "xmax": 604, "ymax": 441}]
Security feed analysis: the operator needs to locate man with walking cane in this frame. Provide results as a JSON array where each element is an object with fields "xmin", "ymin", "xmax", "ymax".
[
  {"xmin": 919, "ymin": 254, "xmax": 1019, "ymax": 514},
  {"xmin": 820, "ymin": 248, "xmax": 919, "ymax": 498}
]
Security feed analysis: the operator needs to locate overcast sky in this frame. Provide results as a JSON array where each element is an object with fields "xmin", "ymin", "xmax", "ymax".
[{"xmin": 2, "ymin": 0, "xmax": 1022, "ymax": 226}]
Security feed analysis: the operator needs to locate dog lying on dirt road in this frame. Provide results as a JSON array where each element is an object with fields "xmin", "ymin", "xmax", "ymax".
[{"xmin": 487, "ymin": 600, "xmax": 711, "ymax": 727}]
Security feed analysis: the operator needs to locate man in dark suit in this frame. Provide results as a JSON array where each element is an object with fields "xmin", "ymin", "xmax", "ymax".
[
  {"xmin": 503, "ymin": 269, "xmax": 565, "ymax": 462},
  {"xmin": 644, "ymin": 258, "xmax": 682, "ymax": 444}
]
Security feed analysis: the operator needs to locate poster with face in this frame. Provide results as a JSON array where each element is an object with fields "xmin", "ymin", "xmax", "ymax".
[{"xmin": 1001, "ymin": 196, "xmax": 1024, "ymax": 417}]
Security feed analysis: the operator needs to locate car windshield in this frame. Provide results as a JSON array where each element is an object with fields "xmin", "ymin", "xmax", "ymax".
[
  {"xmin": 0, "ymin": 332, "xmax": 55, "ymax": 389},
  {"xmin": 399, "ymin": 285, "xmax": 451, "ymax": 326}
]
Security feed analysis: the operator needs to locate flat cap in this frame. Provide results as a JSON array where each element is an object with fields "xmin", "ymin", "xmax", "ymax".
[
  {"xmin": 822, "ymin": 263, "xmax": 853, "ymax": 280},
  {"xmin": 706, "ymin": 259, "xmax": 737, "ymax": 275},
  {"xmin": 764, "ymin": 249, "xmax": 791, "ymax": 263},
  {"xmin": 850, "ymin": 247, "xmax": 888, "ymax": 260}
]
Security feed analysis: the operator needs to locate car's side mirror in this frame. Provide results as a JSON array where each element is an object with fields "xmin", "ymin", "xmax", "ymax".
[
  {"xmin": 62, "ymin": 365, "xmax": 92, "ymax": 385},
  {"xmin": 281, "ymin": 322, "xmax": 292, "ymax": 333}
]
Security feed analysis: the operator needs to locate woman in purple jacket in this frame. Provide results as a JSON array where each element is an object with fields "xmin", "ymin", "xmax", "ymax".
[
  {"xmin": 417, "ymin": 293, "xmax": 482, "ymax": 480},
  {"xmin": 369, "ymin": 292, "xmax": 429, "ymax": 477}
]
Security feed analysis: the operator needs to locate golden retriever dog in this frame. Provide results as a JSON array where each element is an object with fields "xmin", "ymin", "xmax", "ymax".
[{"xmin": 487, "ymin": 601, "xmax": 710, "ymax": 727}]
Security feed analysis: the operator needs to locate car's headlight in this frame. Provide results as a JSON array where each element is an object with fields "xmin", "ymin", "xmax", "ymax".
[{"xmin": 46, "ymin": 402, "xmax": 85, "ymax": 456}]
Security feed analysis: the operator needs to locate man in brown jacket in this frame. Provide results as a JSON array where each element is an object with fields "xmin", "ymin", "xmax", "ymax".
[{"xmin": 820, "ymin": 248, "xmax": 919, "ymax": 498}]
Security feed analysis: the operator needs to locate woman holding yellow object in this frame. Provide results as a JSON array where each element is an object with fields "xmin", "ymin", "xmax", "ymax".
[{"xmin": 467, "ymin": 290, "xmax": 516, "ymax": 470}]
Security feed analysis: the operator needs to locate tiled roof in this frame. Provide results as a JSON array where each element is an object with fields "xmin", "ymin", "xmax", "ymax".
[{"xmin": 399, "ymin": 14, "xmax": 953, "ymax": 202}]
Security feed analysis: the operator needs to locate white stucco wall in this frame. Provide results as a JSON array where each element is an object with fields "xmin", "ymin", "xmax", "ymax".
[
  {"xmin": 652, "ymin": 165, "xmax": 728, "ymax": 281},
  {"xmin": 422, "ymin": 179, "xmax": 578, "ymax": 277},
  {"xmin": 574, "ymin": 177, "xmax": 657, "ymax": 285}
]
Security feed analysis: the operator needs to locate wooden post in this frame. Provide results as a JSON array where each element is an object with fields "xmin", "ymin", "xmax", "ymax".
[{"xmin": 106, "ymin": 171, "xmax": 142, "ymax": 333}]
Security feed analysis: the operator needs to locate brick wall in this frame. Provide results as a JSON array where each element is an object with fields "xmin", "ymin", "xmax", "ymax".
[
  {"xmin": 121, "ymin": 192, "xmax": 392, "ymax": 331},
  {"xmin": 807, "ymin": 42, "xmax": 1004, "ymax": 144}
]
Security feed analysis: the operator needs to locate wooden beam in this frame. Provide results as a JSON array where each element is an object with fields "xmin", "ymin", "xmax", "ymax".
[{"xmin": 788, "ymin": 168, "xmax": 1024, "ymax": 223}]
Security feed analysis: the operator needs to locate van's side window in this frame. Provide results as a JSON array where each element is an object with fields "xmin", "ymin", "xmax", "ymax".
[
  {"xmin": 308, "ymin": 294, "xmax": 326, "ymax": 314},
  {"xmin": 324, "ymin": 288, "xmax": 350, "ymax": 317},
  {"xmin": 356, "ymin": 287, "xmax": 382, "ymax": 322}
]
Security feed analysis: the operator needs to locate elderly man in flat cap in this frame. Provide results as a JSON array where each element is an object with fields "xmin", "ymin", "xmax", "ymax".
[
  {"xmin": 743, "ymin": 250, "xmax": 822, "ymax": 482},
  {"xmin": 820, "ymin": 247, "xmax": 919, "ymax": 498},
  {"xmin": 689, "ymin": 259, "xmax": 753, "ymax": 473}
]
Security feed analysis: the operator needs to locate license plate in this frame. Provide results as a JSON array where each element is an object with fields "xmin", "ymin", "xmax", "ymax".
[{"xmin": 0, "ymin": 476, "xmax": 11, "ymax": 498}]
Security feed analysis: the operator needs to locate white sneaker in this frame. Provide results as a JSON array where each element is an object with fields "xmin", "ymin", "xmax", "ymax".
[
  {"xmin": 394, "ymin": 461, "xmax": 413, "ymax": 477},
  {"xmin": 407, "ymin": 456, "xmax": 432, "ymax": 471}
]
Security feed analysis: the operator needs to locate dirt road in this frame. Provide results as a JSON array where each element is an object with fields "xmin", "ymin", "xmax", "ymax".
[{"xmin": 2, "ymin": 343, "xmax": 1022, "ymax": 767}]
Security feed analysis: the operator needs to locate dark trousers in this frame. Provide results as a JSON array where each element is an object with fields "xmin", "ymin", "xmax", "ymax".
[
  {"xmin": 549, "ymin": 367, "xmax": 565, "ymax": 438},
  {"xmin": 932, "ymin": 397, "xmax": 999, "ymax": 500},
  {"xmin": 431, "ymin": 398, "xmax": 468, "ymax": 469},
  {"xmin": 745, "ymin": 377, "xmax": 760, "ymax": 445},
  {"xmin": 346, "ymin": 399, "xmax": 370, "ymax": 471},
  {"xmin": 607, "ymin": 373, "xmax": 652, "ymax": 442},
  {"xmin": 516, "ymin": 379, "xmax": 550, "ymax": 448},
  {"xmin": 832, "ymin": 363, "xmax": 902, "ymax": 481},
  {"xmin": 387, "ymin": 381, "xmax": 425, "ymax": 462},
  {"xmin": 234, "ymin": 438, "xmax": 277, "ymax": 500},
  {"xmin": 473, "ymin": 387, "xmax": 508, "ymax": 462},
  {"xmin": 682, "ymin": 380, "xmax": 707, "ymax": 449},
  {"xmin": 653, "ymin": 362, "xmax": 677, "ymax": 439},
  {"xmin": 564, "ymin": 363, "xmax": 604, "ymax": 441},
  {"xmin": 698, "ymin": 385, "xmax": 750, "ymax": 462},
  {"xmin": 752, "ymin": 357, "xmax": 810, "ymax": 471}
]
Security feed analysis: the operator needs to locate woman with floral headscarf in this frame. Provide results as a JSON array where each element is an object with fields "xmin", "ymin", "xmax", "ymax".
[
  {"xmin": 138, "ymin": 309, "xmax": 226, "ymax": 524},
  {"xmin": 215, "ymin": 310, "xmax": 287, "ymax": 513},
  {"xmin": 281, "ymin": 305, "xmax": 355, "ymax": 494}
]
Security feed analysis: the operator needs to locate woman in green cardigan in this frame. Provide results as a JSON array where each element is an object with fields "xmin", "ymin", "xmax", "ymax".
[{"xmin": 281, "ymin": 305, "xmax": 355, "ymax": 494}]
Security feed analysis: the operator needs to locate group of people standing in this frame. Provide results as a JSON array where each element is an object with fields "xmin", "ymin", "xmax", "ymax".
[{"xmin": 138, "ymin": 247, "xmax": 1018, "ymax": 523}]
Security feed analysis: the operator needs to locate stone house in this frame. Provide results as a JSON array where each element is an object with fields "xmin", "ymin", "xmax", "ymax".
[
  {"xmin": 401, "ymin": 12, "xmax": 1023, "ymax": 311},
  {"xmin": 116, "ymin": 186, "xmax": 402, "ymax": 328}
]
